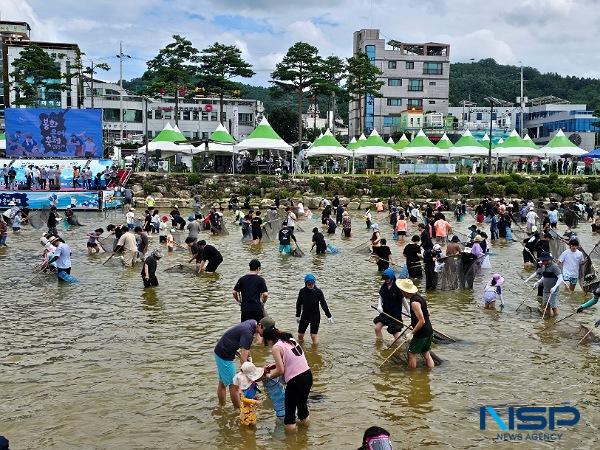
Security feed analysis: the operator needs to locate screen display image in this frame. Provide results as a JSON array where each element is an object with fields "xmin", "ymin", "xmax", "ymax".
[{"xmin": 5, "ymin": 108, "xmax": 103, "ymax": 158}]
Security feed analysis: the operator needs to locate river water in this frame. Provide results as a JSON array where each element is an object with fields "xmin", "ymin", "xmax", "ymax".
[{"xmin": 1, "ymin": 209, "xmax": 599, "ymax": 449}]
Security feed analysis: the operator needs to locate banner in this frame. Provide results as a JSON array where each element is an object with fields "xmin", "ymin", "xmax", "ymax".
[
  {"xmin": 5, "ymin": 108, "xmax": 103, "ymax": 158},
  {"xmin": 398, "ymin": 163, "xmax": 456, "ymax": 174},
  {"xmin": 0, "ymin": 191, "xmax": 101, "ymax": 210},
  {"xmin": 0, "ymin": 158, "xmax": 113, "ymax": 188}
]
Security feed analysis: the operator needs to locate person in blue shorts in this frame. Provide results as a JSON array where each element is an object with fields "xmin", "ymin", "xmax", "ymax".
[{"xmin": 213, "ymin": 316, "xmax": 274, "ymax": 408}]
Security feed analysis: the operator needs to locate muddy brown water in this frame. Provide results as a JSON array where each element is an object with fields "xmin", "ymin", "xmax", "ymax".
[{"xmin": 1, "ymin": 210, "xmax": 599, "ymax": 449}]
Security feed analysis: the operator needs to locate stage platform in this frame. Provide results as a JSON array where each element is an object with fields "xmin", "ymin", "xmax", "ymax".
[{"xmin": 0, "ymin": 189, "xmax": 122, "ymax": 210}]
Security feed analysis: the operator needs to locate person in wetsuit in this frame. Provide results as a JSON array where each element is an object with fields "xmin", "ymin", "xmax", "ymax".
[
  {"xmin": 311, "ymin": 227, "xmax": 327, "ymax": 254},
  {"xmin": 295, "ymin": 273, "xmax": 333, "ymax": 345},
  {"xmin": 373, "ymin": 268, "xmax": 405, "ymax": 339}
]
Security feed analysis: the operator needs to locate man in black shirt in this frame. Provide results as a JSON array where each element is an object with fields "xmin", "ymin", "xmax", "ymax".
[
  {"xmin": 325, "ymin": 217, "xmax": 336, "ymax": 234},
  {"xmin": 141, "ymin": 249, "xmax": 162, "ymax": 288},
  {"xmin": 232, "ymin": 259, "xmax": 269, "ymax": 323},
  {"xmin": 47, "ymin": 206, "xmax": 59, "ymax": 236},
  {"xmin": 278, "ymin": 224, "xmax": 297, "ymax": 254},
  {"xmin": 311, "ymin": 227, "xmax": 327, "ymax": 254},
  {"xmin": 251, "ymin": 210, "xmax": 263, "ymax": 244},
  {"xmin": 372, "ymin": 238, "xmax": 393, "ymax": 272},
  {"xmin": 374, "ymin": 268, "xmax": 405, "ymax": 339},
  {"xmin": 418, "ymin": 223, "xmax": 433, "ymax": 251},
  {"xmin": 190, "ymin": 239, "xmax": 223, "ymax": 273}
]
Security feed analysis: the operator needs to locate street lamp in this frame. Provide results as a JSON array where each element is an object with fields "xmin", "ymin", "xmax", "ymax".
[{"xmin": 484, "ymin": 96, "xmax": 495, "ymax": 174}]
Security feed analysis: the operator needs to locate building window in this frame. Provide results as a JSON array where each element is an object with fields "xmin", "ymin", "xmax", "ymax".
[
  {"xmin": 154, "ymin": 109, "xmax": 162, "ymax": 119},
  {"xmin": 210, "ymin": 112, "xmax": 218, "ymax": 121},
  {"xmin": 123, "ymin": 109, "xmax": 142, "ymax": 123},
  {"xmin": 405, "ymin": 61, "xmax": 414, "ymax": 69},
  {"xmin": 182, "ymin": 110, "xmax": 191, "ymax": 121},
  {"xmin": 365, "ymin": 44, "xmax": 376, "ymax": 63},
  {"xmin": 416, "ymin": 118, "xmax": 421, "ymax": 125},
  {"xmin": 476, "ymin": 113, "xmax": 483, "ymax": 120},
  {"xmin": 386, "ymin": 98, "xmax": 402, "ymax": 106},
  {"xmin": 238, "ymin": 112, "xmax": 253, "ymax": 125},
  {"xmin": 164, "ymin": 110, "xmax": 172, "ymax": 120},
  {"xmin": 407, "ymin": 99, "xmax": 423, "ymax": 108},
  {"xmin": 201, "ymin": 112, "xmax": 209, "ymax": 121},
  {"xmin": 423, "ymin": 62, "xmax": 443, "ymax": 75},
  {"xmin": 428, "ymin": 100, "xmax": 436, "ymax": 104},
  {"xmin": 383, "ymin": 116, "xmax": 401, "ymax": 127},
  {"xmin": 429, "ymin": 81, "xmax": 436, "ymax": 86},
  {"xmin": 408, "ymin": 79, "xmax": 423, "ymax": 91},
  {"xmin": 201, "ymin": 132, "xmax": 209, "ymax": 139},
  {"xmin": 491, "ymin": 113, "xmax": 497, "ymax": 120},
  {"xmin": 192, "ymin": 110, "xmax": 199, "ymax": 120},
  {"xmin": 387, "ymin": 60, "xmax": 397, "ymax": 69},
  {"xmin": 388, "ymin": 78, "xmax": 402, "ymax": 86}
]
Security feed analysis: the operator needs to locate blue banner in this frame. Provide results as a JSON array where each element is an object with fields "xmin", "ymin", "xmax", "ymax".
[
  {"xmin": 0, "ymin": 191, "xmax": 101, "ymax": 209},
  {"xmin": 5, "ymin": 108, "xmax": 103, "ymax": 158}
]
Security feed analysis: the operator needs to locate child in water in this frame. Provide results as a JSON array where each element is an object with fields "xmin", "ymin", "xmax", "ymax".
[
  {"xmin": 86, "ymin": 228, "xmax": 104, "ymax": 254},
  {"xmin": 11, "ymin": 211, "xmax": 22, "ymax": 233},
  {"xmin": 166, "ymin": 230, "xmax": 176, "ymax": 252},
  {"xmin": 232, "ymin": 361, "xmax": 264, "ymax": 426},
  {"xmin": 483, "ymin": 273, "xmax": 505, "ymax": 309}
]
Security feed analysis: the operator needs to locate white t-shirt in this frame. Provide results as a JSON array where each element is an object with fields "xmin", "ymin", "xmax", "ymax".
[
  {"xmin": 297, "ymin": 202, "xmax": 305, "ymax": 214},
  {"xmin": 287, "ymin": 212, "xmax": 296, "ymax": 227},
  {"xmin": 548, "ymin": 210, "xmax": 558, "ymax": 223},
  {"xmin": 126, "ymin": 211, "xmax": 135, "ymax": 224},
  {"xmin": 559, "ymin": 249, "xmax": 584, "ymax": 278},
  {"xmin": 526, "ymin": 211, "xmax": 537, "ymax": 225}
]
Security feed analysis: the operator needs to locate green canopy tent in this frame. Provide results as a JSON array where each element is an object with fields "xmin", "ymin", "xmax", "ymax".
[
  {"xmin": 137, "ymin": 123, "xmax": 195, "ymax": 170},
  {"xmin": 193, "ymin": 123, "xmax": 238, "ymax": 173},
  {"xmin": 540, "ymin": 129, "xmax": 587, "ymax": 157},
  {"xmin": 392, "ymin": 134, "xmax": 410, "ymax": 152},
  {"xmin": 449, "ymin": 129, "xmax": 488, "ymax": 157},
  {"xmin": 0, "ymin": 132, "xmax": 5, "ymax": 151},
  {"xmin": 402, "ymin": 129, "xmax": 446, "ymax": 173},
  {"xmin": 234, "ymin": 117, "xmax": 292, "ymax": 173}
]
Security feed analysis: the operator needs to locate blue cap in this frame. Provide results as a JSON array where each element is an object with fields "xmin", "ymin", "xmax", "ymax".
[
  {"xmin": 382, "ymin": 268, "xmax": 395, "ymax": 280},
  {"xmin": 188, "ymin": 214, "xmax": 195, "ymax": 221},
  {"xmin": 304, "ymin": 273, "xmax": 316, "ymax": 283}
]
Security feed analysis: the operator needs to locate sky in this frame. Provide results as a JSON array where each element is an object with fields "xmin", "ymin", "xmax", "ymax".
[{"xmin": 3, "ymin": 0, "xmax": 600, "ymax": 85}]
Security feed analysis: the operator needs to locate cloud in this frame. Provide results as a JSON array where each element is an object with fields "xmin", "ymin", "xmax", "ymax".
[{"xmin": 6, "ymin": 0, "xmax": 600, "ymax": 85}]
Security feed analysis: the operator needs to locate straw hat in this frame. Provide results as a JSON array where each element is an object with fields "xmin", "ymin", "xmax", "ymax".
[
  {"xmin": 241, "ymin": 361, "xmax": 264, "ymax": 384},
  {"xmin": 473, "ymin": 235, "xmax": 484, "ymax": 242},
  {"xmin": 396, "ymin": 279, "xmax": 418, "ymax": 294}
]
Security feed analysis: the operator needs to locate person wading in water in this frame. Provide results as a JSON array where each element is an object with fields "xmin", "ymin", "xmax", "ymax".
[{"xmin": 397, "ymin": 279, "xmax": 435, "ymax": 369}]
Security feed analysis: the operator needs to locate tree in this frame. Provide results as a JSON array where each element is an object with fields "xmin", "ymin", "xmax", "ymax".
[
  {"xmin": 9, "ymin": 43, "xmax": 70, "ymax": 107},
  {"xmin": 271, "ymin": 42, "xmax": 322, "ymax": 170},
  {"xmin": 143, "ymin": 35, "xmax": 199, "ymax": 125},
  {"xmin": 346, "ymin": 52, "xmax": 383, "ymax": 135},
  {"xmin": 312, "ymin": 56, "xmax": 346, "ymax": 132},
  {"xmin": 83, "ymin": 61, "xmax": 110, "ymax": 108},
  {"xmin": 269, "ymin": 106, "xmax": 299, "ymax": 144},
  {"xmin": 198, "ymin": 43, "xmax": 255, "ymax": 126}
]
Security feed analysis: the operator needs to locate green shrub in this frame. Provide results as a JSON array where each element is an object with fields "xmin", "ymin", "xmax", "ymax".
[
  {"xmin": 588, "ymin": 179, "xmax": 600, "ymax": 194},
  {"xmin": 259, "ymin": 176, "xmax": 273, "ymax": 188},
  {"xmin": 281, "ymin": 173, "xmax": 289, "ymax": 180},
  {"xmin": 486, "ymin": 182, "xmax": 505, "ymax": 197},
  {"xmin": 536, "ymin": 183, "xmax": 549, "ymax": 197},
  {"xmin": 548, "ymin": 173, "xmax": 559, "ymax": 183},
  {"xmin": 519, "ymin": 184, "xmax": 540, "ymax": 199},
  {"xmin": 510, "ymin": 172, "xmax": 528, "ymax": 184},
  {"xmin": 426, "ymin": 174, "xmax": 447, "ymax": 190},
  {"xmin": 187, "ymin": 173, "xmax": 201, "ymax": 186},
  {"xmin": 308, "ymin": 178, "xmax": 321, "ymax": 193},
  {"xmin": 504, "ymin": 182, "xmax": 520, "ymax": 195},
  {"xmin": 143, "ymin": 182, "xmax": 156, "ymax": 195}
]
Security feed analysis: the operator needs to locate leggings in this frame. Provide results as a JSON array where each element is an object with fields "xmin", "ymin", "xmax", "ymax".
[{"xmin": 284, "ymin": 369, "xmax": 313, "ymax": 425}]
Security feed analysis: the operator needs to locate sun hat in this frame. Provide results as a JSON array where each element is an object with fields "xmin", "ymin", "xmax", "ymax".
[
  {"xmin": 40, "ymin": 236, "xmax": 48, "ymax": 245},
  {"xmin": 371, "ymin": 223, "xmax": 379, "ymax": 230},
  {"xmin": 151, "ymin": 249, "xmax": 163, "ymax": 259},
  {"xmin": 433, "ymin": 244, "xmax": 442, "ymax": 251},
  {"xmin": 161, "ymin": 215, "xmax": 169, "ymax": 222},
  {"xmin": 492, "ymin": 273, "xmax": 505, "ymax": 286},
  {"xmin": 474, "ymin": 235, "xmax": 483, "ymax": 242},
  {"xmin": 304, "ymin": 273, "xmax": 316, "ymax": 283},
  {"xmin": 451, "ymin": 235, "xmax": 460, "ymax": 243},
  {"xmin": 48, "ymin": 235, "xmax": 60, "ymax": 243},
  {"xmin": 8, "ymin": 201, "xmax": 15, "ymax": 206},
  {"xmin": 241, "ymin": 361, "xmax": 265, "ymax": 383},
  {"xmin": 396, "ymin": 278, "xmax": 418, "ymax": 294},
  {"xmin": 259, "ymin": 316, "xmax": 275, "ymax": 330}
]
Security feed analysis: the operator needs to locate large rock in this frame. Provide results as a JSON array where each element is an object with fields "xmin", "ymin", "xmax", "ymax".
[
  {"xmin": 579, "ymin": 192, "xmax": 593, "ymax": 203},
  {"xmin": 347, "ymin": 201, "xmax": 360, "ymax": 210},
  {"xmin": 177, "ymin": 190, "xmax": 191, "ymax": 199},
  {"xmin": 132, "ymin": 184, "xmax": 143, "ymax": 194},
  {"xmin": 360, "ymin": 202, "xmax": 373, "ymax": 210},
  {"xmin": 157, "ymin": 185, "xmax": 167, "ymax": 194},
  {"xmin": 260, "ymin": 198, "xmax": 274, "ymax": 209},
  {"xmin": 153, "ymin": 192, "xmax": 163, "ymax": 199},
  {"xmin": 307, "ymin": 197, "xmax": 321, "ymax": 209},
  {"xmin": 548, "ymin": 193, "xmax": 563, "ymax": 202}
]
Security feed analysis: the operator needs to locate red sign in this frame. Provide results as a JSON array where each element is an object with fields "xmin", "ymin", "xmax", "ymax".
[{"xmin": 204, "ymin": 104, "xmax": 213, "ymax": 112}]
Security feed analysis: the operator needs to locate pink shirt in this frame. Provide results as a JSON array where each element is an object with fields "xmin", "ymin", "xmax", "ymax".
[
  {"xmin": 274, "ymin": 339, "xmax": 310, "ymax": 383},
  {"xmin": 434, "ymin": 220, "xmax": 450, "ymax": 237}
]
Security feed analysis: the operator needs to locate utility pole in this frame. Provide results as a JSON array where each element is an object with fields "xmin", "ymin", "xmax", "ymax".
[
  {"xmin": 520, "ymin": 63, "xmax": 524, "ymax": 137},
  {"xmin": 90, "ymin": 60, "xmax": 94, "ymax": 108},
  {"xmin": 116, "ymin": 42, "xmax": 131, "ymax": 143},
  {"xmin": 485, "ymin": 97, "xmax": 494, "ymax": 174},
  {"xmin": 144, "ymin": 96, "xmax": 149, "ymax": 171}
]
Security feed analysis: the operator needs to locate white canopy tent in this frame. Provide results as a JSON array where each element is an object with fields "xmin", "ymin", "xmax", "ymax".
[
  {"xmin": 234, "ymin": 117, "xmax": 292, "ymax": 152},
  {"xmin": 540, "ymin": 129, "xmax": 588, "ymax": 157},
  {"xmin": 304, "ymin": 129, "xmax": 350, "ymax": 158}
]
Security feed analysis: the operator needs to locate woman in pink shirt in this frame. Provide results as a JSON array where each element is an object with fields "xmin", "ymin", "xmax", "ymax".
[
  {"xmin": 434, "ymin": 215, "xmax": 452, "ymax": 243},
  {"xmin": 263, "ymin": 326, "xmax": 312, "ymax": 431}
]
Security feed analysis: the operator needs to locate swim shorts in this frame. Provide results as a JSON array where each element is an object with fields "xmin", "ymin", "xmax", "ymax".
[
  {"xmin": 214, "ymin": 353, "xmax": 236, "ymax": 386},
  {"xmin": 408, "ymin": 334, "xmax": 433, "ymax": 354}
]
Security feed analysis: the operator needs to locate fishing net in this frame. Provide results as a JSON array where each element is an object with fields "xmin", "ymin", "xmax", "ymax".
[
  {"xmin": 436, "ymin": 254, "xmax": 461, "ymax": 290},
  {"xmin": 40, "ymin": 206, "xmax": 50, "ymax": 224},
  {"xmin": 548, "ymin": 230, "xmax": 566, "ymax": 259},
  {"xmin": 353, "ymin": 240, "xmax": 373, "ymax": 255},
  {"xmin": 98, "ymin": 236, "xmax": 116, "ymax": 253},
  {"xmin": 28, "ymin": 211, "xmax": 44, "ymax": 230},
  {"xmin": 164, "ymin": 264, "xmax": 197, "ymax": 274},
  {"xmin": 579, "ymin": 246, "xmax": 600, "ymax": 293},
  {"xmin": 326, "ymin": 243, "xmax": 339, "ymax": 254},
  {"xmin": 290, "ymin": 240, "xmax": 304, "ymax": 257},
  {"xmin": 263, "ymin": 221, "xmax": 283, "ymax": 243},
  {"xmin": 241, "ymin": 224, "xmax": 253, "ymax": 242}
]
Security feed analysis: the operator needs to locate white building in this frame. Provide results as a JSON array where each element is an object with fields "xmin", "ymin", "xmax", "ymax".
[{"xmin": 83, "ymin": 81, "xmax": 262, "ymax": 143}]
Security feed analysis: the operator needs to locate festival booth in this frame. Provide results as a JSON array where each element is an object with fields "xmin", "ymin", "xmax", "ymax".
[
  {"xmin": 354, "ymin": 129, "xmax": 400, "ymax": 174},
  {"xmin": 400, "ymin": 130, "xmax": 454, "ymax": 173},
  {"xmin": 393, "ymin": 134, "xmax": 410, "ymax": 152},
  {"xmin": 234, "ymin": 117, "xmax": 292, "ymax": 174},
  {"xmin": 193, "ymin": 123, "xmax": 237, "ymax": 173},
  {"xmin": 540, "ymin": 130, "xmax": 587, "ymax": 158},
  {"xmin": 138, "ymin": 123, "xmax": 195, "ymax": 171},
  {"xmin": 0, "ymin": 132, "xmax": 5, "ymax": 152},
  {"xmin": 304, "ymin": 129, "xmax": 350, "ymax": 174}
]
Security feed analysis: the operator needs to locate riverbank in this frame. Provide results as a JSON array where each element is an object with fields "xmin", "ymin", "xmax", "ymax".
[{"xmin": 127, "ymin": 172, "xmax": 600, "ymax": 210}]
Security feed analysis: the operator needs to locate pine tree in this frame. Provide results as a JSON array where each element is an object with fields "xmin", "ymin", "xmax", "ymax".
[{"xmin": 346, "ymin": 52, "xmax": 383, "ymax": 135}]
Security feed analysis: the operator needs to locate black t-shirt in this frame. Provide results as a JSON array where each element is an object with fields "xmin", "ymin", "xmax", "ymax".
[
  {"xmin": 234, "ymin": 274, "xmax": 268, "ymax": 312},
  {"xmin": 141, "ymin": 255, "xmax": 157, "ymax": 277},
  {"xmin": 278, "ymin": 228, "xmax": 295, "ymax": 245},
  {"xmin": 374, "ymin": 245, "xmax": 392, "ymax": 261},
  {"xmin": 296, "ymin": 286, "xmax": 331, "ymax": 318},
  {"xmin": 410, "ymin": 293, "xmax": 433, "ymax": 338},
  {"xmin": 379, "ymin": 282, "xmax": 404, "ymax": 319},
  {"xmin": 200, "ymin": 244, "xmax": 223, "ymax": 263},
  {"xmin": 312, "ymin": 232, "xmax": 326, "ymax": 248},
  {"xmin": 326, "ymin": 219, "xmax": 336, "ymax": 233},
  {"xmin": 403, "ymin": 243, "xmax": 421, "ymax": 263},
  {"xmin": 420, "ymin": 229, "xmax": 433, "ymax": 250},
  {"xmin": 251, "ymin": 217, "xmax": 262, "ymax": 231}
]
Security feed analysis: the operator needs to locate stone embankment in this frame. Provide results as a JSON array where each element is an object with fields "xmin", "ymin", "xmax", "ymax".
[{"xmin": 127, "ymin": 172, "xmax": 599, "ymax": 210}]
